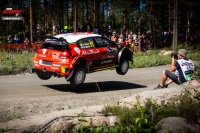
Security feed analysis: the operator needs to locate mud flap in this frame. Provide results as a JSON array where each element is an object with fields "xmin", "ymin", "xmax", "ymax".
[{"xmin": 65, "ymin": 69, "xmax": 74, "ymax": 81}]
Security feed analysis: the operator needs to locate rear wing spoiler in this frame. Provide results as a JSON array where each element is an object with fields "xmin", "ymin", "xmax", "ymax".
[{"xmin": 33, "ymin": 35, "xmax": 69, "ymax": 46}]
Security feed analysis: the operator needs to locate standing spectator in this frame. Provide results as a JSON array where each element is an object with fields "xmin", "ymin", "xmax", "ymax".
[
  {"xmin": 14, "ymin": 35, "xmax": 19, "ymax": 44},
  {"xmin": 129, "ymin": 38, "xmax": 134, "ymax": 52},
  {"xmin": 134, "ymin": 36, "xmax": 139, "ymax": 52},
  {"xmin": 63, "ymin": 25, "xmax": 68, "ymax": 33},
  {"xmin": 7, "ymin": 35, "xmax": 12, "ymax": 43},
  {"xmin": 125, "ymin": 31, "xmax": 129, "ymax": 38},
  {"xmin": 56, "ymin": 23, "xmax": 60, "ymax": 34},
  {"xmin": 128, "ymin": 31, "xmax": 133, "ymax": 39},
  {"xmin": 52, "ymin": 23, "xmax": 56, "ymax": 36},
  {"xmin": 107, "ymin": 29, "xmax": 112, "ymax": 39},
  {"xmin": 36, "ymin": 24, "xmax": 41, "ymax": 34},
  {"xmin": 141, "ymin": 33, "xmax": 147, "ymax": 51},
  {"xmin": 132, "ymin": 33, "xmax": 137, "ymax": 41},
  {"xmin": 124, "ymin": 38, "xmax": 129, "ymax": 47},
  {"xmin": 111, "ymin": 33, "xmax": 117, "ymax": 42},
  {"xmin": 24, "ymin": 37, "xmax": 29, "ymax": 44},
  {"xmin": 84, "ymin": 20, "xmax": 93, "ymax": 33},
  {"xmin": 112, "ymin": 30, "xmax": 116, "ymax": 36},
  {"xmin": 118, "ymin": 36, "xmax": 123, "ymax": 44}
]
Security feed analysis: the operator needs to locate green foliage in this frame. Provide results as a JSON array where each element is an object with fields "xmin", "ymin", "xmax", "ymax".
[
  {"xmin": 194, "ymin": 63, "xmax": 200, "ymax": 80},
  {"xmin": 76, "ymin": 88, "xmax": 200, "ymax": 133},
  {"xmin": 0, "ymin": 51, "xmax": 35, "ymax": 75},
  {"xmin": 187, "ymin": 52, "xmax": 200, "ymax": 61},
  {"xmin": 7, "ymin": 114, "xmax": 23, "ymax": 121},
  {"xmin": 75, "ymin": 113, "xmax": 87, "ymax": 122},
  {"xmin": 131, "ymin": 50, "xmax": 200, "ymax": 70},
  {"xmin": 132, "ymin": 50, "xmax": 171, "ymax": 68},
  {"xmin": 0, "ymin": 49, "xmax": 199, "ymax": 76}
]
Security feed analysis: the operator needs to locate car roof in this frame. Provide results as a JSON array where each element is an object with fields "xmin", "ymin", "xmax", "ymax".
[{"xmin": 54, "ymin": 32, "xmax": 101, "ymax": 43}]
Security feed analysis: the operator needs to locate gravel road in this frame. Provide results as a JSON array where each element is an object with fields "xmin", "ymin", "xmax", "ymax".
[{"xmin": 0, "ymin": 65, "xmax": 170, "ymax": 125}]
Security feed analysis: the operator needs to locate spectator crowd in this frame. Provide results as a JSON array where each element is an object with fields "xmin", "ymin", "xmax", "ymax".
[{"xmin": 4, "ymin": 21, "xmax": 200, "ymax": 54}]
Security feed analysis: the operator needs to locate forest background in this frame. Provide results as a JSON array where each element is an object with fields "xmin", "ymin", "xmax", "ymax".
[{"xmin": 0, "ymin": 0, "xmax": 200, "ymax": 50}]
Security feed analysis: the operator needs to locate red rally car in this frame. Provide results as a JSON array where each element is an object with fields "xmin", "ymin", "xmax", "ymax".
[{"xmin": 31, "ymin": 32, "xmax": 133, "ymax": 87}]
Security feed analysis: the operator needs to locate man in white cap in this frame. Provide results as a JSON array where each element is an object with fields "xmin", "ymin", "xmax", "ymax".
[{"xmin": 154, "ymin": 49, "xmax": 195, "ymax": 90}]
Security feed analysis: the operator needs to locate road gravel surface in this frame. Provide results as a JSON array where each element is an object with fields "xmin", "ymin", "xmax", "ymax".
[{"xmin": 0, "ymin": 65, "xmax": 170, "ymax": 123}]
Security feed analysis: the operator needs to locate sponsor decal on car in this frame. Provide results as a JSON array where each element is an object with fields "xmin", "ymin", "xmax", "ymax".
[
  {"xmin": 107, "ymin": 55, "xmax": 114, "ymax": 58},
  {"xmin": 107, "ymin": 47, "xmax": 115, "ymax": 54},
  {"xmin": 38, "ymin": 54, "xmax": 46, "ymax": 57},
  {"xmin": 101, "ymin": 60, "xmax": 112, "ymax": 64},
  {"xmin": 52, "ymin": 52, "xmax": 59, "ymax": 59},
  {"xmin": 74, "ymin": 47, "xmax": 80, "ymax": 55},
  {"xmin": 43, "ymin": 49, "xmax": 47, "ymax": 54},
  {"xmin": 62, "ymin": 59, "xmax": 69, "ymax": 63},
  {"xmin": 51, "ymin": 67, "xmax": 59, "ymax": 70},
  {"xmin": 82, "ymin": 49, "xmax": 100, "ymax": 55}
]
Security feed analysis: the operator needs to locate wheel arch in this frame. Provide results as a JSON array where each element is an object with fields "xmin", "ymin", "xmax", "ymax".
[
  {"xmin": 118, "ymin": 47, "xmax": 133, "ymax": 64},
  {"xmin": 73, "ymin": 57, "xmax": 88, "ymax": 73}
]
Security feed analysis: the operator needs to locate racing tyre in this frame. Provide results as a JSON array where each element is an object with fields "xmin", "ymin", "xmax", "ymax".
[
  {"xmin": 70, "ymin": 67, "xmax": 86, "ymax": 87},
  {"xmin": 116, "ymin": 58, "xmax": 129, "ymax": 75},
  {"xmin": 36, "ymin": 70, "xmax": 52, "ymax": 80}
]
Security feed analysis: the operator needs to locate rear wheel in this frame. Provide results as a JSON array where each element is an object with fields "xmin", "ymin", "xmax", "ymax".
[
  {"xmin": 36, "ymin": 70, "xmax": 52, "ymax": 80},
  {"xmin": 116, "ymin": 58, "xmax": 129, "ymax": 75},
  {"xmin": 70, "ymin": 67, "xmax": 86, "ymax": 87}
]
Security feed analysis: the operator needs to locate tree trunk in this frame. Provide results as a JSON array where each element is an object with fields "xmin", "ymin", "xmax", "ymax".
[
  {"xmin": 138, "ymin": 0, "xmax": 141, "ymax": 52},
  {"xmin": 44, "ymin": 0, "xmax": 48, "ymax": 33},
  {"xmin": 172, "ymin": 0, "xmax": 178, "ymax": 50},
  {"xmin": 110, "ymin": 0, "xmax": 114, "ymax": 28},
  {"xmin": 30, "ymin": 0, "xmax": 33, "ymax": 44},
  {"xmin": 185, "ymin": 2, "xmax": 189, "ymax": 48},
  {"xmin": 102, "ymin": 0, "xmax": 105, "ymax": 25},
  {"xmin": 93, "ymin": 0, "xmax": 97, "ymax": 28},
  {"xmin": 73, "ymin": 0, "xmax": 77, "ymax": 32},
  {"xmin": 82, "ymin": 0, "xmax": 84, "ymax": 30},
  {"xmin": 168, "ymin": 2, "xmax": 171, "ymax": 32}
]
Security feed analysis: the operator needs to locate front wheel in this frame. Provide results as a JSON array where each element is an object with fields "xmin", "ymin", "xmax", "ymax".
[
  {"xmin": 116, "ymin": 58, "xmax": 129, "ymax": 75},
  {"xmin": 36, "ymin": 70, "xmax": 52, "ymax": 80},
  {"xmin": 70, "ymin": 67, "xmax": 86, "ymax": 87}
]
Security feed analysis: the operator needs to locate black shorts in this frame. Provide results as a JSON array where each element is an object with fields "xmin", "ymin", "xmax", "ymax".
[{"xmin": 165, "ymin": 70, "xmax": 180, "ymax": 85}]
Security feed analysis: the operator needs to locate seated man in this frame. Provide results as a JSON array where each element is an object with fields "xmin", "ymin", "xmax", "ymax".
[{"xmin": 154, "ymin": 49, "xmax": 195, "ymax": 90}]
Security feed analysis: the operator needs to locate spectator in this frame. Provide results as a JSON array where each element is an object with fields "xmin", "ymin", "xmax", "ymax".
[
  {"xmin": 36, "ymin": 24, "xmax": 41, "ymax": 34},
  {"xmin": 107, "ymin": 29, "xmax": 112, "ymax": 39},
  {"xmin": 63, "ymin": 25, "xmax": 68, "ymax": 33},
  {"xmin": 154, "ymin": 49, "xmax": 195, "ymax": 89},
  {"xmin": 84, "ymin": 20, "xmax": 93, "ymax": 33},
  {"xmin": 7, "ymin": 35, "xmax": 12, "ymax": 43},
  {"xmin": 124, "ymin": 38, "xmax": 129, "ymax": 47},
  {"xmin": 118, "ymin": 36, "xmax": 123, "ymax": 44},
  {"xmin": 24, "ymin": 37, "xmax": 29, "ymax": 44},
  {"xmin": 52, "ymin": 23, "xmax": 56, "ymax": 36},
  {"xmin": 111, "ymin": 33, "xmax": 117, "ymax": 42},
  {"xmin": 129, "ymin": 38, "xmax": 134, "ymax": 52},
  {"xmin": 14, "ymin": 35, "xmax": 19, "ymax": 44},
  {"xmin": 134, "ymin": 36, "xmax": 139, "ymax": 52},
  {"xmin": 132, "ymin": 33, "xmax": 137, "ymax": 41}
]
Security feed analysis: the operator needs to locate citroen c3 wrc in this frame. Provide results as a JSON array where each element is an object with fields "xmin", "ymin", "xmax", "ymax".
[{"xmin": 32, "ymin": 32, "xmax": 133, "ymax": 87}]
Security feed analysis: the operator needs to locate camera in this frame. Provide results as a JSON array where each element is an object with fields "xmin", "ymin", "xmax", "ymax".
[{"xmin": 171, "ymin": 53, "xmax": 178, "ymax": 59}]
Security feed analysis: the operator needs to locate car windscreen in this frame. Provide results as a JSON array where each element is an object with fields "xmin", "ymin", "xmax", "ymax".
[{"xmin": 41, "ymin": 43, "xmax": 67, "ymax": 50}]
